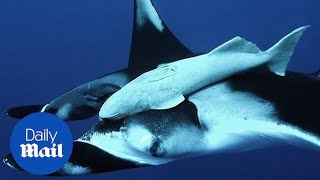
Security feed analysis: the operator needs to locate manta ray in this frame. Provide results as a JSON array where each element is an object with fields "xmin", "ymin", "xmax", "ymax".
[{"xmin": 3, "ymin": 0, "xmax": 320, "ymax": 176}]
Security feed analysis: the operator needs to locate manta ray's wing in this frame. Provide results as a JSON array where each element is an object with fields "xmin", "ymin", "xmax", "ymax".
[
  {"xmin": 128, "ymin": 0, "xmax": 195, "ymax": 69},
  {"xmin": 7, "ymin": 0, "xmax": 197, "ymax": 121}
]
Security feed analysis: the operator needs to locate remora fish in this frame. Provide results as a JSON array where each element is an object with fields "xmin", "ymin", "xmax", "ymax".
[{"xmin": 99, "ymin": 26, "xmax": 308, "ymax": 119}]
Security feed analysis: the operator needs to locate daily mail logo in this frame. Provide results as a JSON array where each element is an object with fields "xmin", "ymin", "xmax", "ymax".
[
  {"xmin": 10, "ymin": 113, "xmax": 73, "ymax": 175},
  {"xmin": 20, "ymin": 129, "xmax": 63, "ymax": 158}
]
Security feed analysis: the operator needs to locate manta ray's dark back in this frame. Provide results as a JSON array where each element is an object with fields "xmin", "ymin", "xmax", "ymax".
[{"xmin": 230, "ymin": 70, "xmax": 320, "ymax": 136}]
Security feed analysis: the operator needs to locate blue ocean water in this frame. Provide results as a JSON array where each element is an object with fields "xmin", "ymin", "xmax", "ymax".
[{"xmin": 0, "ymin": 0, "xmax": 319, "ymax": 179}]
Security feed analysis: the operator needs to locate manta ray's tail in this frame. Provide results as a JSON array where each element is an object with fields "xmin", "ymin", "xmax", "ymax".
[{"xmin": 265, "ymin": 26, "xmax": 310, "ymax": 76}]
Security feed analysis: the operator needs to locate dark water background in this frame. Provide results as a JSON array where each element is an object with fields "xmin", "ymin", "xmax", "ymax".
[{"xmin": 0, "ymin": 0, "xmax": 319, "ymax": 179}]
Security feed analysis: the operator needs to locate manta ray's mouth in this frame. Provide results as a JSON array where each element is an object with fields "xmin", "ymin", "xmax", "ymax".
[
  {"xmin": 100, "ymin": 112, "xmax": 128, "ymax": 121},
  {"xmin": 3, "ymin": 142, "xmax": 150, "ymax": 176}
]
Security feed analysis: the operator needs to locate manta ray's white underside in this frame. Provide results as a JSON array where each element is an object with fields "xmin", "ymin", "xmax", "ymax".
[
  {"xmin": 78, "ymin": 81, "xmax": 320, "ymax": 167},
  {"xmin": 190, "ymin": 82, "xmax": 320, "ymax": 152}
]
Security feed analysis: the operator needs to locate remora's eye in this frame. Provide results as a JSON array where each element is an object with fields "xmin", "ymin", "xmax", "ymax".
[{"xmin": 148, "ymin": 138, "xmax": 165, "ymax": 157}]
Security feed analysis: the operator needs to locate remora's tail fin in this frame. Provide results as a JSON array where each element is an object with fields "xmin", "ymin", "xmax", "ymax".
[
  {"xmin": 209, "ymin": 26, "xmax": 309, "ymax": 76},
  {"xmin": 265, "ymin": 26, "xmax": 309, "ymax": 76}
]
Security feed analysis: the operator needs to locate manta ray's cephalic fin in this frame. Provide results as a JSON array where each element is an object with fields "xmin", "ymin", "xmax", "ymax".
[
  {"xmin": 311, "ymin": 68, "xmax": 320, "ymax": 79},
  {"xmin": 7, "ymin": 105, "xmax": 47, "ymax": 119},
  {"xmin": 128, "ymin": 0, "xmax": 195, "ymax": 69}
]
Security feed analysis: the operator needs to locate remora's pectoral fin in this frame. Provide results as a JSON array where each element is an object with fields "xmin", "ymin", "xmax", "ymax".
[
  {"xmin": 7, "ymin": 105, "xmax": 47, "ymax": 119},
  {"xmin": 129, "ymin": 0, "xmax": 195, "ymax": 69},
  {"xmin": 150, "ymin": 88, "xmax": 185, "ymax": 110}
]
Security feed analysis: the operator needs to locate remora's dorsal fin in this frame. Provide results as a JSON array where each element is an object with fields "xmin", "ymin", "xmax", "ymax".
[
  {"xmin": 209, "ymin": 36, "xmax": 261, "ymax": 55},
  {"xmin": 129, "ymin": 0, "xmax": 194, "ymax": 69}
]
